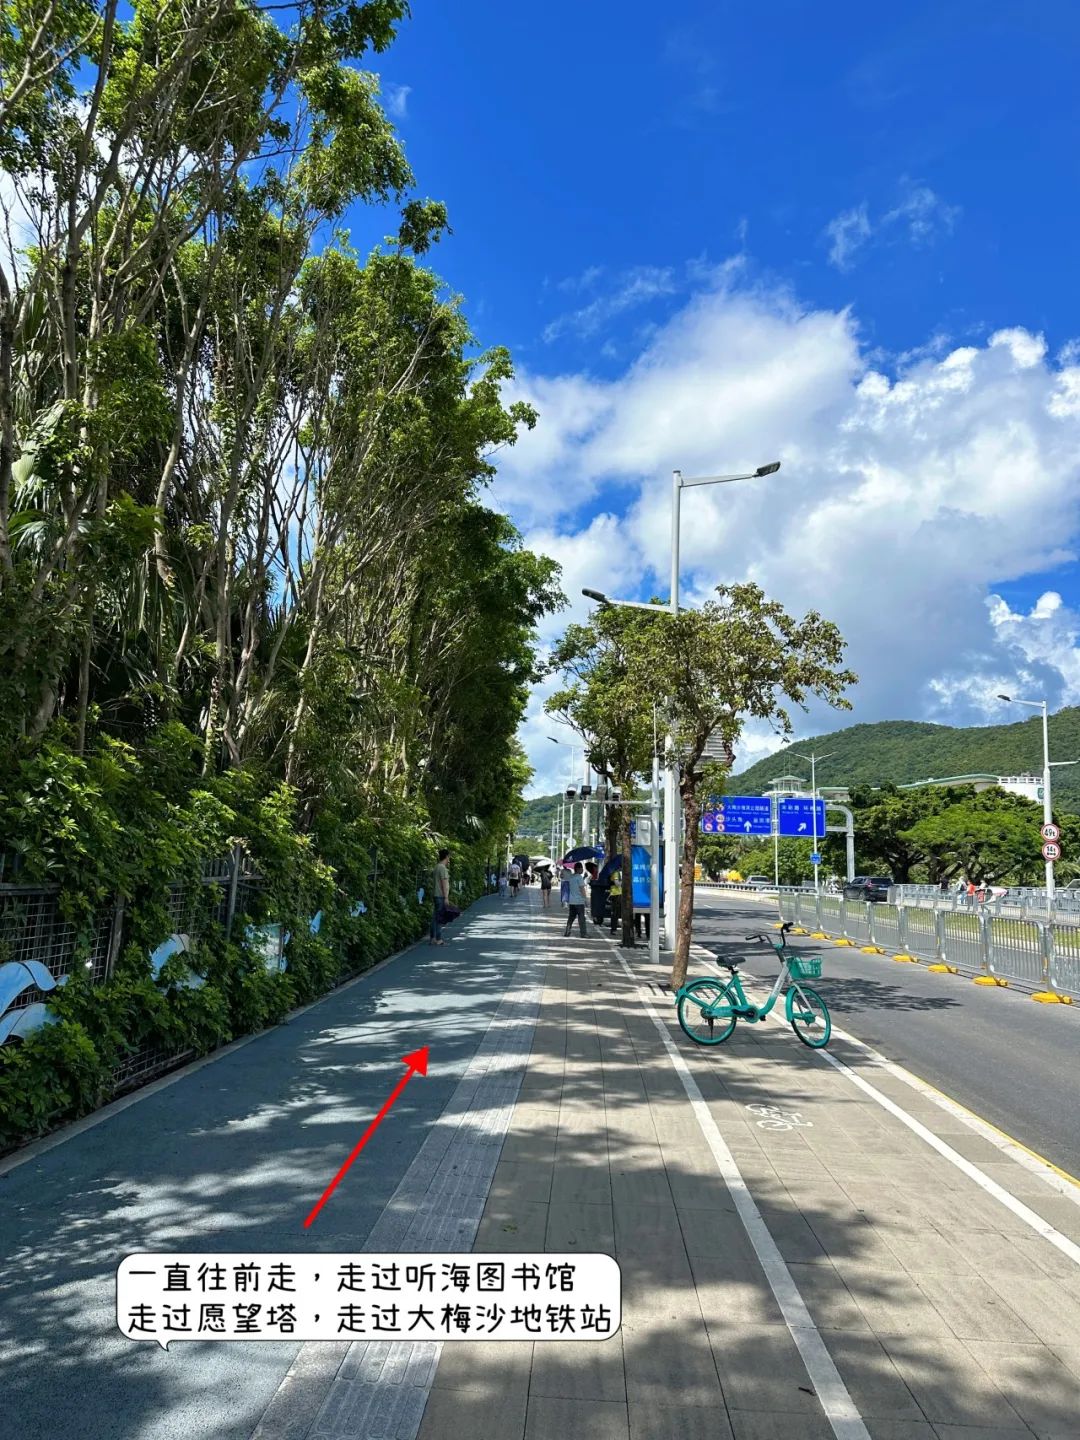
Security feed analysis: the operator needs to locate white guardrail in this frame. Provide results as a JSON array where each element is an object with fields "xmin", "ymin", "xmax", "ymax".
[{"xmin": 776, "ymin": 887, "xmax": 1080, "ymax": 999}]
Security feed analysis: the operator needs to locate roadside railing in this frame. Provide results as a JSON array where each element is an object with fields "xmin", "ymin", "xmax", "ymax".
[
  {"xmin": 890, "ymin": 882, "xmax": 1080, "ymax": 924},
  {"xmin": 777, "ymin": 887, "xmax": 1079, "ymax": 999}
]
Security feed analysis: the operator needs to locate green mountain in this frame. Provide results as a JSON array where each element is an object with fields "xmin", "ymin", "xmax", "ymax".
[
  {"xmin": 517, "ymin": 708, "xmax": 1080, "ymax": 834},
  {"xmin": 733, "ymin": 710, "xmax": 1080, "ymax": 811}
]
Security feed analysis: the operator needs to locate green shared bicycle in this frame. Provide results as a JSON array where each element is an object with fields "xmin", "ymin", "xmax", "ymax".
[{"xmin": 675, "ymin": 921, "xmax": 832, "ymax": 1049}]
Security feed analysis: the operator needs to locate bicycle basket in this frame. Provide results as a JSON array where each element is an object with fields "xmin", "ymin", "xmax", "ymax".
[{"xmin": 789, "ymin": 957, "xmax": 822, "ymax": 980}]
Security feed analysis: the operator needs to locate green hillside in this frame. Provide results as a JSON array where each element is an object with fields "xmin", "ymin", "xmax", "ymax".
[
  {"xmin": 518, "ymin": 708, "xmax": 1080, "ymax": 834},
  {"xmin": 733, "ymin": 709, "xmax": 1080, "ymax": 811}
]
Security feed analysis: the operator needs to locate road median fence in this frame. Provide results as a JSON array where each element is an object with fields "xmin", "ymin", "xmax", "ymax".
[{"xmin": 777, "ymin": 888, "xmax": 1080, "ymax": 999}]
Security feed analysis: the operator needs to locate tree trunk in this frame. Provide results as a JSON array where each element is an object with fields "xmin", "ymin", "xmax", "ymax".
[{"xmin": 670, "ymin": 768, "xmax": 704, "ymax": 989}]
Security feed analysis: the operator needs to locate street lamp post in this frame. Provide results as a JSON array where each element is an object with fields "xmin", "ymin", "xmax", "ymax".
[
  {"xmin": 996, "ymin": 695, "xmax": 1077, "ymax": 907},
  {"xmin": 548, "ymin": 735, "xmax": 580, "ymax": 853},
  {"xmin": 582, "ymin": 455, "xmax": 781, "ymax": 954},
  {"xmin": 789, "ymin": 749, "xmax": 835, "ymax": 894},
  {"xmin": 665, "ymin": 461, "xmax": 781, "ymax": 952}
]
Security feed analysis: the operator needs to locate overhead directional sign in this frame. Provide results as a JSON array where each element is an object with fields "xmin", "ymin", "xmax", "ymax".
[
  {"xmin": 700, "ymin": 795, "xmax": 772, "ymax": 836},
  {"xmin": 777, "ymin": 798, "xmax": 826, "ymax": 837}
]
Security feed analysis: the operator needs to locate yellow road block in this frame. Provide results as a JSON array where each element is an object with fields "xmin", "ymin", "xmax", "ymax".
[
  {"xmin": 810, "ymin": 931, "xmax": 830, "ymax": 939},
  {"xmin": 892, "ymin": 954, "xmax": 919, "ymax": 963},
  {"xmin": 1032, "ymin": 991, "xmax": 1073, "ymax": 1005},
  {"xmin": 790, "ymin": 927, "xmax": 809, "ymax": 935},
  {"xmin": 973, "ymin": 975, "xmax": 1009, "ymax": 987},
  {"xmin": 860, "ymin": 945, "xmax": 886, "ymax": 954},
  {"xmin": 833, "ymin": 938, "xmax": 855, "ymax": 946},
  {"xmin": 927, "ymin": 963, "xmax": 958, "ymax": 974}
]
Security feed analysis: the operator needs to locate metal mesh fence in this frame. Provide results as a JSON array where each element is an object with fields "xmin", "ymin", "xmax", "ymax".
[{"xmin": 0, "ymin": 886, "xmax": 117, "ymax": 1011}]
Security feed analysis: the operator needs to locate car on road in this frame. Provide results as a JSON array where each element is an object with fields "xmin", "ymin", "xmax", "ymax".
[
  {"xmin": 744, "ymin": 875, "xmax": 773, "ymax": 889},
  {"xmin": 843, "ymin": 875, "xmax": 892, "ymax": 903}
]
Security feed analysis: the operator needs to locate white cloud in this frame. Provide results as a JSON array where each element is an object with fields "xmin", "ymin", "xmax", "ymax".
[
  {"xmin": 384, "ymin": 83, "xmax": 411, "ymax": 119},
  {"xmin": 825, "ymin": 204, "xmax": 872, "ymax": 271},
  {"xmin": 501, "ymin": 277, "xmax": 1080, "ymax": 796},
  {"xmin": 825, "ymin": 181, "xmax": 959, "ymax": 271},
  {"xmin": 542, "ymin": 266, "xmax": 678, "ymax": 342}
]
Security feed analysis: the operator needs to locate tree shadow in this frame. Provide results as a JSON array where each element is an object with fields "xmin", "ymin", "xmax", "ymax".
[{"xmin": 2, "ymin": 893, "xmax": 1076, "ymax": 1440}]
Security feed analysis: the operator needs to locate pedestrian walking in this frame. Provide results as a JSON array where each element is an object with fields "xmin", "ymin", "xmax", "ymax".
[
  {"xmin": 429, "ymin": 848, "xmax": 450, "ymax": 946},
  {"xmin": 563, "ymin": 862, "xmax": 589, "ymax": 938},
  {"xmin": 559, "ymin": 867, "xmax": 571, "ymax": 906},
  {"xmin": 509, "ymin": 859, "xmax": 521, "ymax": 897},
  {"xmin": 539, "ymin": 865, "xmax": 553, "ymax": 908}
]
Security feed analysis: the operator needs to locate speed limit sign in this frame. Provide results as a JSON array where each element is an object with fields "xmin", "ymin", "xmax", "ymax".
[
  {"xmin": 1043, "ymin": 841, "xmax": 1062, "ymax": 861},
  {"xmin": 1042, "ymin": 823, "xmax": 1061, "ymax": 842}
]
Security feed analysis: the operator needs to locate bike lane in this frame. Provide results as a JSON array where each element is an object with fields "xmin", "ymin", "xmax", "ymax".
[
  {"xmin": 0, "ymin": 895, "xmax": 538, "ymax": 1440},
  {"xmin": 401, "ymin": 898, "xmax": 1080, "ymax": 1440}
]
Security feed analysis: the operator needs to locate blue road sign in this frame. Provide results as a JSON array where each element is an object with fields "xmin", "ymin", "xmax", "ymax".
[
  {"xmin": 810, "ymin": 852, "xmax": 822, "ymax": 865},
  {"xmin": 777, "ymin": 798, "xmax": 826, "ymax": 837},
  {"xmin": 700, "ymin": 795, "xmax": 772, "ymax": 836}
]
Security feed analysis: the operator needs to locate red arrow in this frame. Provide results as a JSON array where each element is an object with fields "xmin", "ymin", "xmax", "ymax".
[{"xmin": 303, "ymin": 1047, "xmax": 429, "ymax": 1228}]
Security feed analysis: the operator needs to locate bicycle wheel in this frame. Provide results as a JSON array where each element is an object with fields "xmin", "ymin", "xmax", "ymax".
[
  {"xmin": 676, "ymin": 978, "xmax": 738, "ymax": 1045},
  {"xmin": 787, "ymin": 984, "xmax": 831, "ymax": 1049}
]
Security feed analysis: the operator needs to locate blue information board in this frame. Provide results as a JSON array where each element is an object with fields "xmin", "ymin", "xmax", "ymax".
[
  {"xmin": 630, "ymin": 844, "xmax": 663, "ymax": 908},
  {"xmin": 700, "ymin": 795, "xmax": 772, "ymax": 835},
  {"xmin": 777, "ymin": 798, "xmax": 826, "ymax": 837}
]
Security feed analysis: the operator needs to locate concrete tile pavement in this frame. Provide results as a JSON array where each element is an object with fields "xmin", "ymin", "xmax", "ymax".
[
  {"xmin": 407, "ymin": 891, "xmax": 1080, "ymax": 1440},
  {"xmin": 7, "ymin": 881, "xmax": 1076, "ymax": 1440}
]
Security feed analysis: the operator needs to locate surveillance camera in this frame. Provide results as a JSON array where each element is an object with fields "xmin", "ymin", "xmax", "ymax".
[
  {"xmin": 565, "ymin": 786, "xmax": 577, "ymax": 800},
  {"xmin": 580, "ymin": 784, "xmax": 592, "ymax": 798},
  {"xmin": 611, "ymin": 786, "xmax": 622, "ymax": 802}
]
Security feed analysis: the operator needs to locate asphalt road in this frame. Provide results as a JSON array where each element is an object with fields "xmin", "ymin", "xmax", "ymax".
[{"xmin": 691, "ymin": 891, "xmax": 1080, "ymax": 1178}]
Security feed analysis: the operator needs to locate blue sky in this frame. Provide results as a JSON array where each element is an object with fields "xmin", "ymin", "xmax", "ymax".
[{"xmin": 357, "ymin": 2, "xmax": 1080, "ymax": 794}]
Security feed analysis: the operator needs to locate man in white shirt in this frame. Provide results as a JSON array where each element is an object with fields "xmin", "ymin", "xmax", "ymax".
[
  {"xmin": 563, "ymin": 862, "xmax": 589, "ymax": 938},
  {"xmin": 508, "ymin": 860, "xmax": 522, "ymax": 897}
]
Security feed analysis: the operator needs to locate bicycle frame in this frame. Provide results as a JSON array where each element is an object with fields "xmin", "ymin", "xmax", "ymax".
[{"xmin": 702, "ymin": 960, "xmax": 792, "ymax": 1022}]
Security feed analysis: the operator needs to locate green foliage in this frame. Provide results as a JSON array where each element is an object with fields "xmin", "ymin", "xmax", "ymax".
[{"xmin": 0, "ymin": 0, "xmax": 561, "ymax": 1152}]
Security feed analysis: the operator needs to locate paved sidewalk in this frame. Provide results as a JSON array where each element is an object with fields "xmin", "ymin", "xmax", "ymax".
[
  {"xmin": 409, "ymin": 894, "xmax": 1080, "ymax": 1440},
  {"xmin": 3, "ymin": 889, "xmax": 1080, "ymax": 1440}
]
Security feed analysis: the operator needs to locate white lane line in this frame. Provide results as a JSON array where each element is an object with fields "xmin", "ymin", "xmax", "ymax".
[
  {"xmin": 690, "ymin": 934, "xmax": 1080, "ymax": 1205},
  {"xmin": 608, "ymin": 946, "xmax": 871, "ymax": 1440},
  {"xmin": 820, "ymin": 1017, "xmax": 1080, "ymax": 1206},
  {"xmin": 814, "ymin": 1042, "xmax": 1080, "ymax": 1268},
  {"xmin": 700, "ymin": 950, "xmax": 1080, "ymax": 1267}
]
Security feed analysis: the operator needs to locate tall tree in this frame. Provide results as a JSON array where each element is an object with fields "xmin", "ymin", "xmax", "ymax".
[
  {"xmin": 625, "ymin": 584, "xmax": 855, "ymax": 988},
  {"xmin": 546, "ymin": 606, "xmax": 657, "ymax": 947}
]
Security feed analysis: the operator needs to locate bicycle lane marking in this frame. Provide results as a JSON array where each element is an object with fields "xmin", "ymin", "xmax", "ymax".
[
  {"xmin": 690, "ymin": 940, "xmax": 1080, "ymax": 1204},
  {"xmin": 715, "ymin": 955, "xmax": 1080, "ymax": 1267},
  {"xmin": 606, "ymin": 944, "xmax": 872, "ymax": 1440}
]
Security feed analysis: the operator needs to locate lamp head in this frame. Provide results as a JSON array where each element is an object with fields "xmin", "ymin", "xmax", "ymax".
[
  {"xmin": 997, "ymin": 693, "xmax": 1011, "ymax": 702},
  {"xmin": 755, "ymin": 461, "xmax": 781, "ymax": 477},
  {"xmin": 582, "ymin": 588, "xmax": 608, "ymax": 603}
]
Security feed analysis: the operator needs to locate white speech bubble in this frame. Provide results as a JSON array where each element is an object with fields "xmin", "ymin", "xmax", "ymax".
[{"xmin": 117, "ymin": 1253, "xmax": 621, "ymax": 1348}]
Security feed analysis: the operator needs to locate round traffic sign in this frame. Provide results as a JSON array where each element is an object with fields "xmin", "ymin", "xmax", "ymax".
[
  {"xmin": 1041, "ymin": 823, "xmax": 1061, "ymax": 842},
  {"xmin": 1043, "ymin": 841, "xmax": 1061, "ymax": 861}
]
